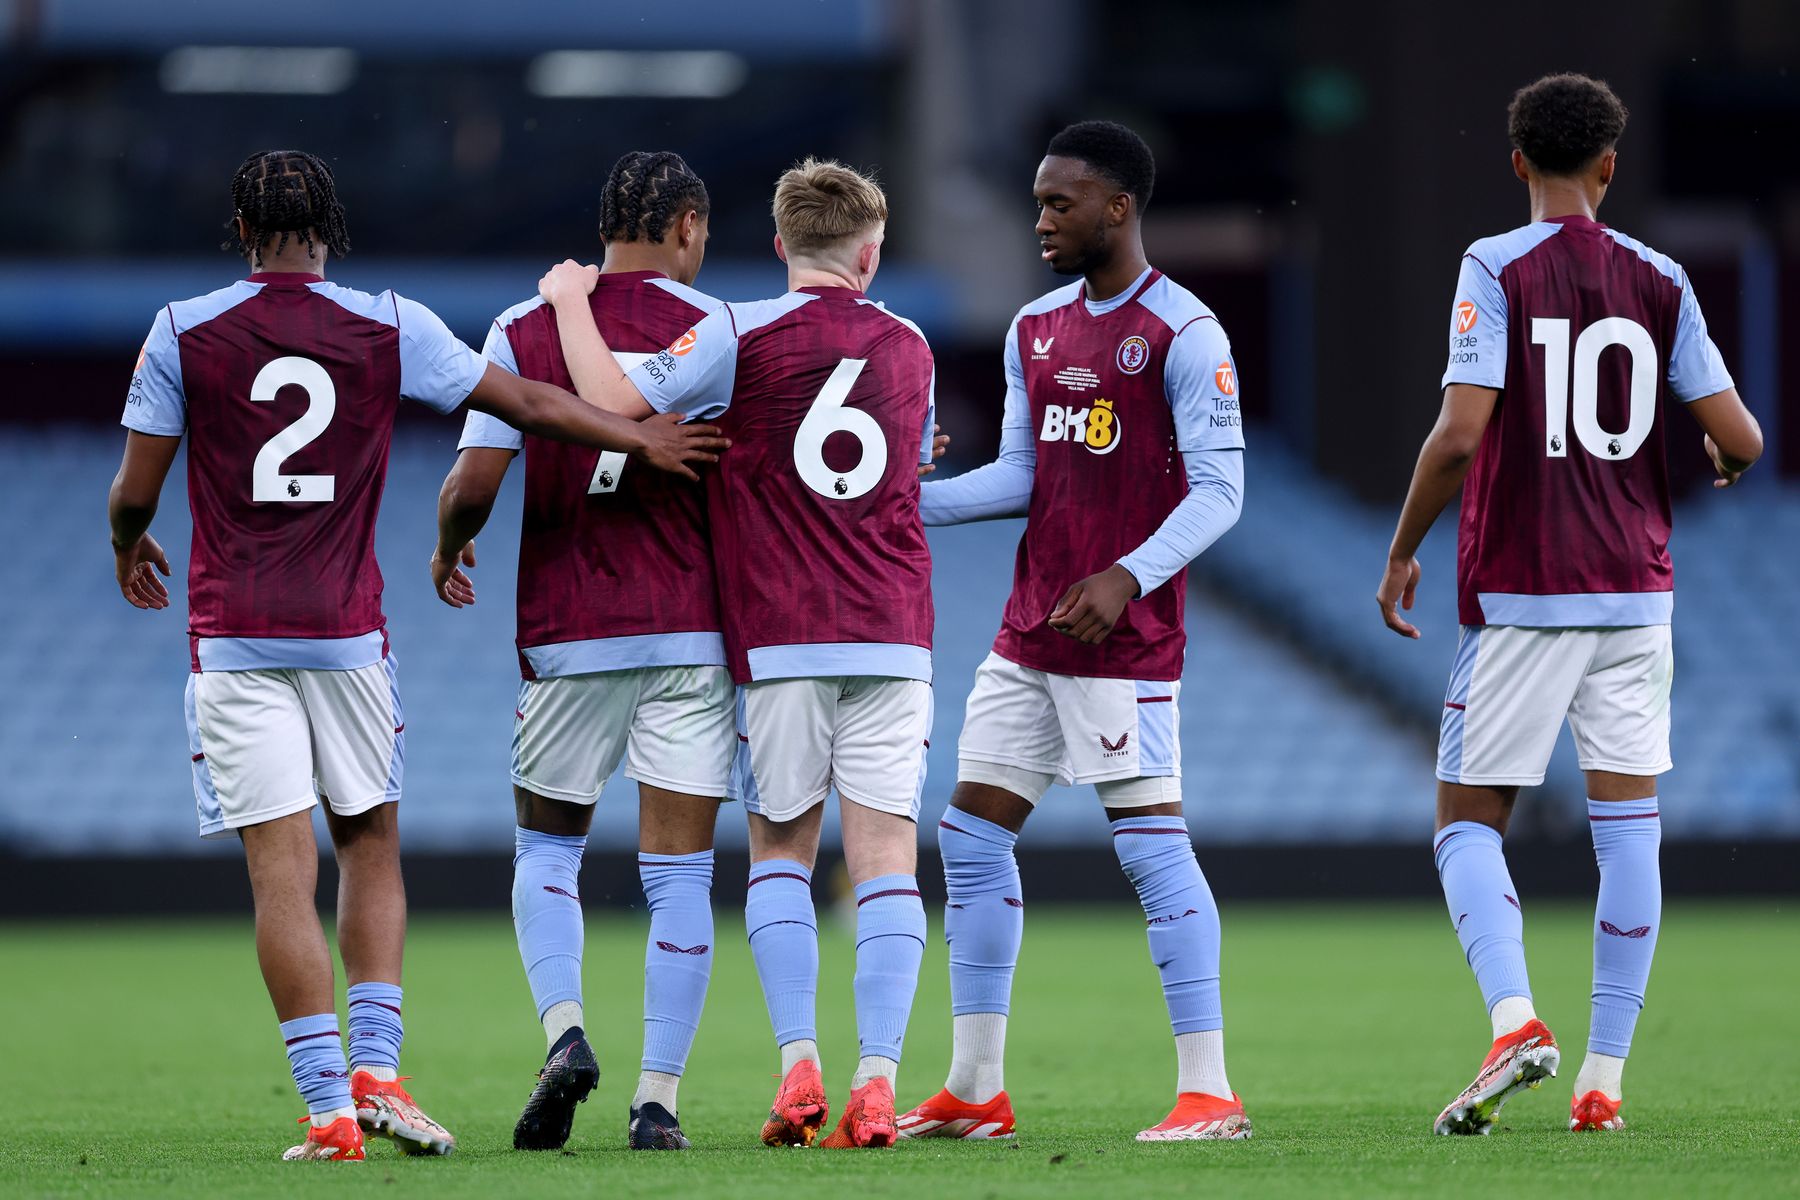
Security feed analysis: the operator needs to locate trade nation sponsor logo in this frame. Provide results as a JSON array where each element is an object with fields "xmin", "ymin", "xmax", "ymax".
[
  {"xmin": 670, "ymin": 327, "xmax": 699, "ymax": 356},
  {"xmin": 1455, "ymin": 301, "xmax": 1478, "ymax": 334},
  {"xmin": 1449, "ymin": 299, "xmax": 1481, "ymax": 366}
]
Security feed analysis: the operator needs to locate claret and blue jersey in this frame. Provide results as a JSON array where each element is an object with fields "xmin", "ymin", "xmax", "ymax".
[
  {"xmin": 1444, "ymin": 215, "xmax": 1734, "ymax": 628},
  {"xmin": 122, "ymin": 273, "xmax": 486, "ymax": 671},
  {"xmin": 624, "ymin": 285, "xmax": 939, "ymax": 686}
]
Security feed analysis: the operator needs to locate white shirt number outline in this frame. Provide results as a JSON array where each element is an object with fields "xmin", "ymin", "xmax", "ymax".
[
  {"xmin": 251, "ymin": 356, "xmax": 336, "ymax": 502},
  {"xmin": 794, "ymin": 357, "xmax": 885, "ymax": 501},
  {"xmin": 586, "ymin": 351, "xmax": 652, "ymax": 495},
  {"xmin": 1531, "ymin": 316, "xmax": 1657, "ymax": 461}
]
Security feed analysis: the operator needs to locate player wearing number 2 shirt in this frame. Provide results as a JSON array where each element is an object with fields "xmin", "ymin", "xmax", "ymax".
[
  {"xmin": 105, "ymin": 151, "xmax": 724, "ymax": 1164},
  {"xmin": 1376, "ymin": 76, "xmax": 1762, "ymax": 1138},
  {"xmin": 541, "ymin": 159, "xmax": 935, "ymax": 1150}
]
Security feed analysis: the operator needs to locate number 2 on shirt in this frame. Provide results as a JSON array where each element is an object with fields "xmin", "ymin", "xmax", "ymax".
[{"xmin": 251, "ymin": 356, "xmax": 335, "ymax": 502}]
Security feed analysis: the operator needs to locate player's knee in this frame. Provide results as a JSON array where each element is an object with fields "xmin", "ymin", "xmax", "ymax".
[{"xmin": 515, "ymin": 787, "xmax": 593, "ymax": 838}]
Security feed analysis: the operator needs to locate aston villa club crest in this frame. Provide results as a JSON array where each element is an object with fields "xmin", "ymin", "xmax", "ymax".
[{"xmin": 1116, "ymin": 335, "xmax": 1150, "ymax": 375}]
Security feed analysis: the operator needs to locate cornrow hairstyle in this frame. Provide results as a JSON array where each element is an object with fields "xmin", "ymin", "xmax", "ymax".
[
  {"xmin": 1045, "ymin": 120, "xmax": 1155, "ymax": 212},
  {"xmin": 222, "ymin": 150, "xmax": 351, "ymax": 265},
  {"xmin": 598, "ymin": 151, "xmax": 711, "ymax": 245},
  {"xmin": 1507, "ymin": 73, "xmax": 1629, "ymax": 175}
]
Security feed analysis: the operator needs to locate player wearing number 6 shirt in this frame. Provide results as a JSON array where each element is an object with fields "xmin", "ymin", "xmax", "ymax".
[
  {"xmin": 898, "ymin": 122, "xmax": 1249, "ymax": 1146},
  {"xmin": 1375, "ymin": 76, "xmax": 1762, "ymax": 1137},
  {"xmin": 106, "ymin": 150, "xmax": 725, "ymax": 1165},
  {"xmin": 432, "ymin": 152, "xmax": 731, "ymax": 1153},
  {"xmin": 540, "ymin": 159, "xmax": 936, "ymax": 1151}
]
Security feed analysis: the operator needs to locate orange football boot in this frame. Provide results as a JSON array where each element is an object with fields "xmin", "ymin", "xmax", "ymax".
[
  {"xmin": 896, "ymin": 1087, "xmax": 1016, "ymax": 1139},
  {"xmin": 1136, "ymin": 1091, "xmax": 1252, "ymax": 1141},
  {"xmin": 1570, "ymin": 1090, "xmax": 1626, "ymax": 1131},
  {"xmin": 760, "ymin": 1059, "xmax": 829, "ymax": 1147},
  {"xmin": 351, "ymin": 1071, "xmax": 456, "ymax": 1156},
  {"xmin": 821, "ymin": 1077, "xmax": 898, "ymax": 1148},
  {"xmin": 282, "ymin": 1115, "xmax": 367, "ymax": 1161},
  {"xmin": 1433, "ymin": 1018, "xmax": 1561, "ymax": 1135}
]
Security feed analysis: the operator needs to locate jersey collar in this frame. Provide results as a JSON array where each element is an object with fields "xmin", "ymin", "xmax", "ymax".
[
  {"xmin": 247, "ymin": 272, "xmax": 325, "ymax": 285},
  {"xmin": 594, "ymin": 269, "xmax": 669, "ymax": 285},
  {"xmin": 1077, "ymin": 266, "xmax": 1159, "ymax": 317},
  {"xmin": 794, "ymin": 285, "xmax": 867, "ymax": 300}
]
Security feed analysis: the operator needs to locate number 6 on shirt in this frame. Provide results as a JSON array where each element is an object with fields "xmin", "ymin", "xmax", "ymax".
[{"xmin": 794, "ymin": 357, "xmax": 884, "ymax": 500}]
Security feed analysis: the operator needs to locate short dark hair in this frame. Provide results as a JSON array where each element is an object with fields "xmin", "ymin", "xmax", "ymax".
[
  {"xmin": 599, "ymin": 150, "xmax": 710, "ymax": 245},
  {"xmin": 1507, "ymin": 74, "xmax": 1629, "ymax": 175},
  {"xmin": 223, "ymin": 150, "xmax": 351, "ymax": 265},
  {"xmin": 1045, "ymin": 120, "xmax": 1155, "ymax": 212}
]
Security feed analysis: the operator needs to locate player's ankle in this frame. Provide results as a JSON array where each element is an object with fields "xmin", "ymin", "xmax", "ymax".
[
  {"xmin": 634, "ymin": 1070, "xmax": 680, "ymax": 1112},
  {"xmin": 780, "ymin": 1039, "xmax": 821, "ymax": 1074},
  {"xmin": 353, "ymin": 1064, "xmax": 398, "ymax": 1083},
  {"xmin": 543, "ymin": 1001, "xmax": 584, "ymax": 1048},
  {"xmin": 1489, "ymin": 995, "xmax": 1537, "ymax": 1038},
  {"xmin": 1574, "ymin": 1051, "xmax": 1625, "ymax": 1099},
  {"xmin": 311, "ymin": 1106, "xmax": 356, "ymax": 1127},
  {"xmin": 852, "ymin": 1055, "xmax": 898, "ymax": 1090}
]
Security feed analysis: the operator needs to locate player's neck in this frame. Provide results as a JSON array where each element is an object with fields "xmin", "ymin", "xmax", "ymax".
[
  {"xmin": 1082, "ymin": 245, "xmax": 1150, "ymax": 305},
  {"xmin": 1528, "ymin": 177, "xmax": 1601, "ymax": 224},
  {"xmin": 599, "ymin": 243, "xmax": 672, "ymax": 278},
  {"xmin": 247, "ymin": 247, "xmax": 327, "ymax": 278},
  {"xmin": 787, "ymin": 265, "xmax": 864, "ymax": 293}
]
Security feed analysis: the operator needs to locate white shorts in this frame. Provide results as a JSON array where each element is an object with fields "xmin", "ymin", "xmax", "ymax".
[
  {"xmin": 730, "ymin": 677, "xmax": 933, "ymax": 824},
  {"xmin": 185, "ymin": 658, "xmax": 403, "ymax": 840},
  {"xmin": 1437, "ymin": 624, "xmax": 1673, "ymax": 787},
  {"xmin": 513, "ymin": 665, "xmax": 735, "ymax": 803},
  {"xmin": 955, "ymin": 652, "xmax": 1181, "ymax": 807}
]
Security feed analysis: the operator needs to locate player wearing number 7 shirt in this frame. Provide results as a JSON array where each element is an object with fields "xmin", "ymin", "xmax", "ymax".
[
  {"xmin": 105, "ymin": 150, "xmax": 725, "ymax": 1165},
  {"xmin": 538, "ymin": 158, "xmax": 937, "ymax": 1150},
  {"xmin": 895, "ymin": 121, "xmax": 1249, "ymax": 1146},
  {"xmin": 1374, "ymin": 75, "xmax": 1762, "ymax": 1137},
  {"xmin": 432, "ymin": 151, "xmax": 731, "ymax": 1154}
]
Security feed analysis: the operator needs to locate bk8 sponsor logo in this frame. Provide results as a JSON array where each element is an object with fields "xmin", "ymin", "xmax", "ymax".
[{"xmin": 1039, "ymin": 397, "xmax": 1121, "ymax": 454}]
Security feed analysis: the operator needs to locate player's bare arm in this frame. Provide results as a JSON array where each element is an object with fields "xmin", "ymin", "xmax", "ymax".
[
  {"xmin": 539, "ymin": 260, "xmax": 657, "ymax": 420},
  {"xmin": 464, "ymin": 362, "xmax": 724, "ymax": 480},
  {"xmin": 1378, "ymin": 383, "xmax": 1500, "ymax": 638},
  {"xmin": 431, "ymin": 446, "xmax": 513, "ymax": 608},
  {"xmin": 1685, "ymin": 388, "xmax": 1762, "ymax": 488},
  {"xmin": 106, "ymin": 430, "xmax": 180, "ymax": 610}
]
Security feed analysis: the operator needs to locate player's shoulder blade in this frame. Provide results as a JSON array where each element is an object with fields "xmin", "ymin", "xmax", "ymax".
[
  {"xmin": 1463, "ymin": 221, "xmax": 1563, "ymax": 279},
  {"xmin": 166, "ymin": 279, "xmax": 262, "ymax": 334},
  {"xmin": 492, "ymin": 294, "xmax": 550, "ymax": 333},
  {"xmin": 1596, "ymin": 226, "xmax": 1691, "ymax": 291},
  {"xmin": 646, "ymin": 275, "xmax": 725, "ymax": 317}
]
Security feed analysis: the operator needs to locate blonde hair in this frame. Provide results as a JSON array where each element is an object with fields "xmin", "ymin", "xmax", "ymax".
[{"xmin": 771, "ymin": 158, "xmax": 887, "ymax": 256}]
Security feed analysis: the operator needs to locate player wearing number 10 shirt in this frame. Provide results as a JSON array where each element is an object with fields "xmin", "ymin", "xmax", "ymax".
[
  {"xmin": 1377, "ymin": 76, "xmax": 1762, "ymax": 1138},
  {"xmin": 543, "ymin": 159, "xmax": 936, "ymax": 1151},
  {"xmin": 105, "ymin": 151, "xmax": 724, "ymax": 1164}
]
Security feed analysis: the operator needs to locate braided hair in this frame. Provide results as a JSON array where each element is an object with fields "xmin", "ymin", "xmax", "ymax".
[
  {"xmin": 223, "ymin": 150, "xmax": 351, "ymax": 265},
  {"xmin": 599, "ymin": 151, "xmax": 710, "ymax": 245}
]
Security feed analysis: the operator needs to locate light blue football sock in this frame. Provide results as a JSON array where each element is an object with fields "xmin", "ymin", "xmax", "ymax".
[
  {"xmin": 640, "ymin": 850, "xmax": 715, "ymax": 1075},
  {"xmin": 1111, "ymin": 815, "xmax": 1223, "ymax": 1034},
  {"xmin": 1434, "ymin": 821, "xmax": 1533, "ymax": 1012},
  {"xmin": 1588, "ymin": 797, "xmax": 1662, "ymax": 1056},
  {"xmin": 745, "ymin": 859, "xmax": 818, "ymax": 1046},
  {"xmin": 853, "ymin": 874, "xmax": 927, "ymax": 1061},
  {"xmin": 512, "ymin": 826, "xmax": 587, "ymax": 1019},
  {"xmin": 346, "ymin": 981, "xmax": 403, "ymax": 1072},
  {"xmin": 281, "ymin": 1013, "xmax": 352, "ymax": 1115},
  {"xmin": 939, "ymin": 810, "xmax": 1023, "ymax": 1016}
]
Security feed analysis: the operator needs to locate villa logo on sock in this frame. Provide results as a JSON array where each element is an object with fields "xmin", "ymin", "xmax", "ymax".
[
  {"xmin": 1599, "ymin": 920, "xmax": 1652, "ymax": 939},
  {"xmin": 543, "ymin": 885, "xmax": 580, "ymax": 901},
  {"xmin": 1504, "ymin": 894, "xmax": 1520, "ymax": 910},
  {"xmin": 1099, "ymin": 730, "xmax": 1131, "ymax": 757},
  {"xmin": 1146, "ymin": 907, "xmax": 1199, "ymax": 925},
  {"xmin": 318, "ymin": 1069, "xmax": 348, "ymax": 1080},
  {"xmin": 655, "ymin": 941, "xmax": 710, "ymax": 955},
  {"xmin": 1456, "ymin": 912, "xmax": 1469, "ymax": 929}
]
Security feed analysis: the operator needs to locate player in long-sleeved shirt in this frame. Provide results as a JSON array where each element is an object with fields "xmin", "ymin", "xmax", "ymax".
[
  {"xmin": 1376, "ymin": 74, "xmax": 1761, "ymax": 1136},
  {"xmin": 896, "ymin": 122, "xmax": 1249, "ymax": 1144},
  {"xmin": 106, "ymin": 151, "xmax": 723, "ymax": 1164}
]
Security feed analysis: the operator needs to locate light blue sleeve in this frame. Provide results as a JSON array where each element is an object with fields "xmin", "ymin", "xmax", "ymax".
[
  {"xmin": 625, "ymin": 305, "xmax": 739, "ymax": 420},
  {"xmin": 457, "ymin": 318, "xmax": 526, "ymax": 451},
  {"xmin": 395, "ymin": 295, "xmax": 487, "ymax": 414},
  {"xmin": 1164, "ymin": 317, "xmax": 1245, "ymax": 451},
  {"xmin": 1115, "ymin": 448, "xmax": 1244, "ymax": 596},
  {"xmin": 121, "ymin": 309, "xmax": 186, "ymax": 436},
  {"xmin": 1441, "ymin": 253, "xmax": 1507, "ymax": 389},
  {"xmin": 1667, "ymin": 275, "xmax": 1734, "ymax": 402},
  {"xmin": 920, "ymin": 321, "xmax": 1035, "ymax": 525}
]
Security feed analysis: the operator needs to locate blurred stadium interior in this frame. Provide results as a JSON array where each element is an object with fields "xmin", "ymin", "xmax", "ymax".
[{"xmin": 3, "ymin": 0, "xmax": 1796, "ymax": 905}]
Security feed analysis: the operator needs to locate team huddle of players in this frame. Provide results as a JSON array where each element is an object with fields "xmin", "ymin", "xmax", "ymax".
[{"xmin": 107, "ymin": 73, "xmax": 1761, "ymax": 1162}]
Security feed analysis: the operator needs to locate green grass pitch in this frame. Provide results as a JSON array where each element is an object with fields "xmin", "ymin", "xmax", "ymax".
[{"xmin": 3, "ymin": 900, "xmax": 1796, "ymax": 1198}]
